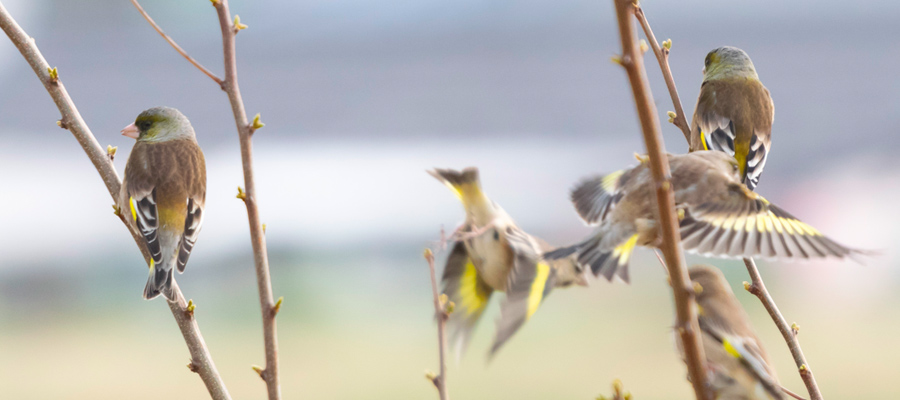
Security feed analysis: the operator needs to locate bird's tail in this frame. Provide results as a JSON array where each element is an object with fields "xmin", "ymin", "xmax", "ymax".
[
  {"xmin": 544, "ymin": 233, "xmax": 639, "ymax": 283},
  {"xmin": 143, "ymin": 259, "xmax": 176, "ymax": 301},
  {"xmin": 428, "ymin": 167, "xmax": 485, "ymax": 209}
]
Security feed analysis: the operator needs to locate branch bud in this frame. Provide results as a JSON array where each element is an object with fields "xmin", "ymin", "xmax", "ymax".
[
  {"xmin": 610, "ymin": 55, "xmax": 623, "ymax": 66},
  {"xmin": 251, "ymin": 365, "xmax": 265, "ymax": 379},
  {"xmin": 639, "ymin": 39, "xmax": 648, "ymax": 54},
  {"xmin": 743, "ymin": 281, "xmax": 751, "ymax": 292},
  {"xmin": 107, "ymin": 145, "xmax": 117, "ymax": 161},
  {"xmin": 47, "ymin": 66, "xmax": 58, "ymax": 83},
  {"xmin": 667, "ymin": 111, "xmax": 677, "ymax": 124},
  {"xmin": 236, "ymin": 186, "xmax": 247, "ymax": 201},
  {"xmin": 186, "ymin": 299, "xmax": 196, "ymax": 317},
  {"xmin": 209, "ymin": 0, "xmax": 219, "ymax": 5},
  {"xmin": 112, "ymin": 204, "xmax": 122, "ymax": 217},
  {"xmin": 187, "ymin": 360, "xmax": 200, "ymax": 373},
  {"xmin": 662, "ymin": 38, "xmax": 672, "ymax": 50},
  {"xmin": 272, "ymin": 296, "xmax": 283, "ymax": 315},
  {"xmin": 250, "ymin": 113, "xmax": 265, "ymax": 132},
  {"xmin": 791, "ymin": 322, "xmax": 800, "ymax": 336},
  {"xmin": 423, "ymin": 248, "xmax": 434, "ymax": 261},
  {"xmin": 233, "ymin": 15, "xmax": 248, "ymax": 32}
]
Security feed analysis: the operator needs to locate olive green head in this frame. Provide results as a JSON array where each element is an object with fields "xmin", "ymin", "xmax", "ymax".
[
  {"xmin": 702, "ymin": 46, "xmax": 759, "ymax": 82},
  {"xmin": 125, "ymin": 106, "xmax": 195, "ymax": 142}
]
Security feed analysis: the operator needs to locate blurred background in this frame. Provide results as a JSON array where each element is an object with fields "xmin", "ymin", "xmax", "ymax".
[{"xmin": 1, "ymin": 0, "xmax": 899, "ymax": 398}]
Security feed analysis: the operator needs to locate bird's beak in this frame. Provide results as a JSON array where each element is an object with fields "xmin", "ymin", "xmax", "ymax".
[{"xmin": 121, "ymin": 122, "xmax": 139, "ymax": 139}]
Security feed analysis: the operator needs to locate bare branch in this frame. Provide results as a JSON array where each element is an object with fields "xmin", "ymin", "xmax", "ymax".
[
  {"xmin": 611, "ymin": 1, "xmax": 709, "ymax": 399},
  {"xmin": 130, "ymin": 0, "xmax": 224, "ymax": 87},
  {"xmin": 424, "ymin": 249, "xmax": 449, "ymax": 400},
  {"xmin": 632, "ymin": 4, "xmax": 823, "ymax": 398},
  {"xmin": 633, "ymin": 5, "xmax": 691, "ymax": 145},
  {"xmin": 0, "ymin": 3, "xmax": 231, "ymax": 399},
  {"xmin": 743, "ymin": 258, "xmax": 822, "ymax": 400},
  {"xmin": 211, "ymin": 1, "xmax": 282, "ymax": 397}
]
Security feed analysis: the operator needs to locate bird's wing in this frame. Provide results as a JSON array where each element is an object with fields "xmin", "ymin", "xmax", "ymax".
[
  {"xmin": 699, "ymin": 318, "xmax": 784, "ymax": 400},
  {"xmin": 570, "ymin": 168, "xmax": 634, "ymax": 226},
  {"xmin": 695, "ymin": 111, "xmax": 737, "ymax": 157},
  {"xmin": 127, "ymin": 184, "xmax": 163, "ymax": 267},
  {"xmin": 442, "ymin": 241, "xmax": 493, "ymax": 359},
  {"xmin": 176, "ymin": 197, "xmax": 204, "ymax": 273},
  {"xmin": 489, "ymin": 230, "xmax": 556, "ymax": 357},
  {"xmin": 680, "ymin": 183, "xmax": 857, "ymax": 260}
]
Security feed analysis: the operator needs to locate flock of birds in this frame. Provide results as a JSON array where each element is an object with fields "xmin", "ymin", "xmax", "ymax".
[{"xmin": 429, "ymin": 46, "xmax": 863, "ymax": 400}]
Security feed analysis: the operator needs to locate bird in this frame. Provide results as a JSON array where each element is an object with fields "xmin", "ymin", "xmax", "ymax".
[
  {"xmin": 682, "ymin": 264, "xmax": 785, "ymax": 400},
  {"xmin": 119, "ymin": 107, "xmax": 206, "ymax": 301},
  {"xmin": 430, "ymin": 167, "xmax": 587, "ymax": 357},
  {"xmin": 545, "ymin": 151, "xmax": 860, "ymax": 282},
  {"xmin": 690, "ymin": 46, "xmax": 774, "ymax": 191}
]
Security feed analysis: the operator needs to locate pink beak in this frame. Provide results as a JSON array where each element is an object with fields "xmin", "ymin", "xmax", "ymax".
[{"xmin": 121, "ymin": 122, "xmax": 140, "ymax": 139}]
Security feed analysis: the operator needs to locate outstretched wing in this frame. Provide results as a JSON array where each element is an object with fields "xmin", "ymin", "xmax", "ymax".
[
  {"xmin": 570, "ymin": 168, "xmax": 635, "ymax": 226},
  {"xmin": 128, "ymin": 187, "xmax": 163, "ymax": 267},
  {"xmin": 680, "ymin": 183, "xmax": 858, "ymax": 260},
  {"xmin": 490, "ymin": 230, "xmax": 557, "ymax": 356},
  {"xmin": 442, "ymin": 241, "xmax": 493, "ymax": 359},
  {"xmin": 176, "ymin": 197, "xmax": 204, "ymax": 273}
]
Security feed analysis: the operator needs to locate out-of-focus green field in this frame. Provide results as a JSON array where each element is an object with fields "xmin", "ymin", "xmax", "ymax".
[{"xmin": 1, "ymin": 249, "xmax": 898, "ymax": 399}]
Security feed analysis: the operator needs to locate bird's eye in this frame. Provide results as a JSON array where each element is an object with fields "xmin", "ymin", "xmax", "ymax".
[
  {"xmin": 704, "ymin": 55, "xmax": 711, "ymax": 67},
  {"xmin": 138, "ymin": 120, "xmax": 152, "ymax": 130},
  {"xmin": 492, "ymin": 230, "xmax": 499, "ymax": 241}
]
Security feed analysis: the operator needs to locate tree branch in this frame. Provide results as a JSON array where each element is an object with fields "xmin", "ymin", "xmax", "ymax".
[
  {"xmin": 611, "ymin": 1, "xmax": 708, "ymax": 399},
  {"xmin": 424, "ymin": 249, "xmax": 449, "ymax": 400},
  {"xmin": 211, "ymin": 1, "xmax": 282, "ymax": 398},
  {"xmin": 633, "ymin": 5, "xmax": 691, "ymax": 146},
  {"xmin": 632, "ymin": 4, "xmax": 823, "ymax": 399},
  {"xmin": 0, "ymin": 3, "xmax": 231, "ymax": 399},
  {"xmin": 129, "ymin": 0, "xmax": 224, "ymax": 87},
  {"xmin": 744, "ymin": 259, "xmax": 822, "ymax": 400}
]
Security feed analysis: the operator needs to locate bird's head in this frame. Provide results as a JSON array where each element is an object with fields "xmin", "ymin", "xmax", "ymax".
[
  {"xmin": 122, "ymin": 106, "xmax": 195, "ymax": 142},
  {"xmin": 702, "ymin": 46, "xmax": 759, "ymax": 82}
]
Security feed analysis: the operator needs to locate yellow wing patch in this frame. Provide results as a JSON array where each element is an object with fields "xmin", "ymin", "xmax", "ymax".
[
  {"xmin": 722, "ymin": 338, "xmax": 743, "ymax": 359},
  {"xmin": 525, "ymin": 262, "xmax": 551, "ymax": 320},
  {"xmin": 612, "ymin": 234, "xmax": 640, "ymax": 266},
  {"xmin": 459, "ymin": 259, "xmax": 489, "ymax": 316},
  {"xmin": 129, "ymin": 197, "xmax": 138, "ymax": 221},
  {"xmin": 700, "ymin": 131, "xmax": 710, "ymax": 151},
  {"xmin": 601, "ymin": 170, "xmax": 625, "ymax": 193}
]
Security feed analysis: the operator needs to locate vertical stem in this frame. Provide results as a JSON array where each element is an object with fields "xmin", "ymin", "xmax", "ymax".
[
  {"xmin": 424, "ymin": 250, "xmax": 449, "ymax": 400},
  {"xmin": 212, "ymin": 1, "xmax": 281, "ymax": 398},
  {"xmin": 612, "ymin": 1, "xmax": 709, "ymax": 399}
]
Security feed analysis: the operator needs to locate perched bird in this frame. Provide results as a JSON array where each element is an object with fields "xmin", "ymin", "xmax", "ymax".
[
  {"xmin": 682, "ymin": 265, "xmax": 784, "ymax": 400},
  {"xmin": 690, "ymin": 46, "xmax": 774, "ymax": 191},
  {"xmin": 545, "ymin": 151, "xmax": 860, "ymax": 282},
  {"xmin": 119, "ymin": 107, "xmax": 206, "ymax": 301},
  {"xmin": 430, "ymin": 167, "xmax": 587, "ymax": 357}
]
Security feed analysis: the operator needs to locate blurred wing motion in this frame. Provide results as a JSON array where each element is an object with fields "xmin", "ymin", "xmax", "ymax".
[
  {"xmin": 699, "ymin": 318, "xmax": 784, "ymax": 400},
  {"xmin": 489, "ymin": 231, "xmax": 557, "ymax": 357},
  {"xmin": 680, "ymin": 183, "xmax": 859, "ymax": 261},
  {"xmin": 570, "ymin": 169, "xmax": 628, "ymax": 226},
  {"xmin": 441, "ymin": 241, "xmax": 493, "ymax": 359}
]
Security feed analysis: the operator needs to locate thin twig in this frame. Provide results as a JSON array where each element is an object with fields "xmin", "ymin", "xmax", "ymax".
[
  {"xmin": 424, "ymin": 249, "xmax": 449, "ymax": 400},
  {"xmin": 611, "ymin": 1, "xmax": 708, "ymax": 399},
  {"xmin": 632, "ymin": 4, "xmax": 823, "ymax": 398},
  {"xmin": 211, "ymin": 1, "xmax": 282, "ymax": 398},
  {"xmin": 129, "ymin": 0, "xmax": 224, "ymax": 87},
  {"xmin": 633, "ymin": 5, "xmax": 691, "ymax": 145},
  {"xmin": 0, "ymin": 3, "xmax": 231, "ymax": 399},
  {"xmin": 744, "ymin": 258, "xmax": 822, "ymax": 400}
]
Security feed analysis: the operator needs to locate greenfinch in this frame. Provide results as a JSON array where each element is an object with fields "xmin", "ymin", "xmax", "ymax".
[
  {"xmin": 430, "ymin": 167, "xmax": 587, "ymax": 357},
  {"xmin": 546, "ymin": 151, "xmax": 859, "ymax": 281},
  {"xmin": 119, "ymin": 107, "xmax": 206, "ymax": 301},
  {"xmin": 684, "ymin": 265, "xmax": 785, "ymax": 400},
  {"xmin": 690, "ymin": 46, "xmax": 773, "ymax": 191}
]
